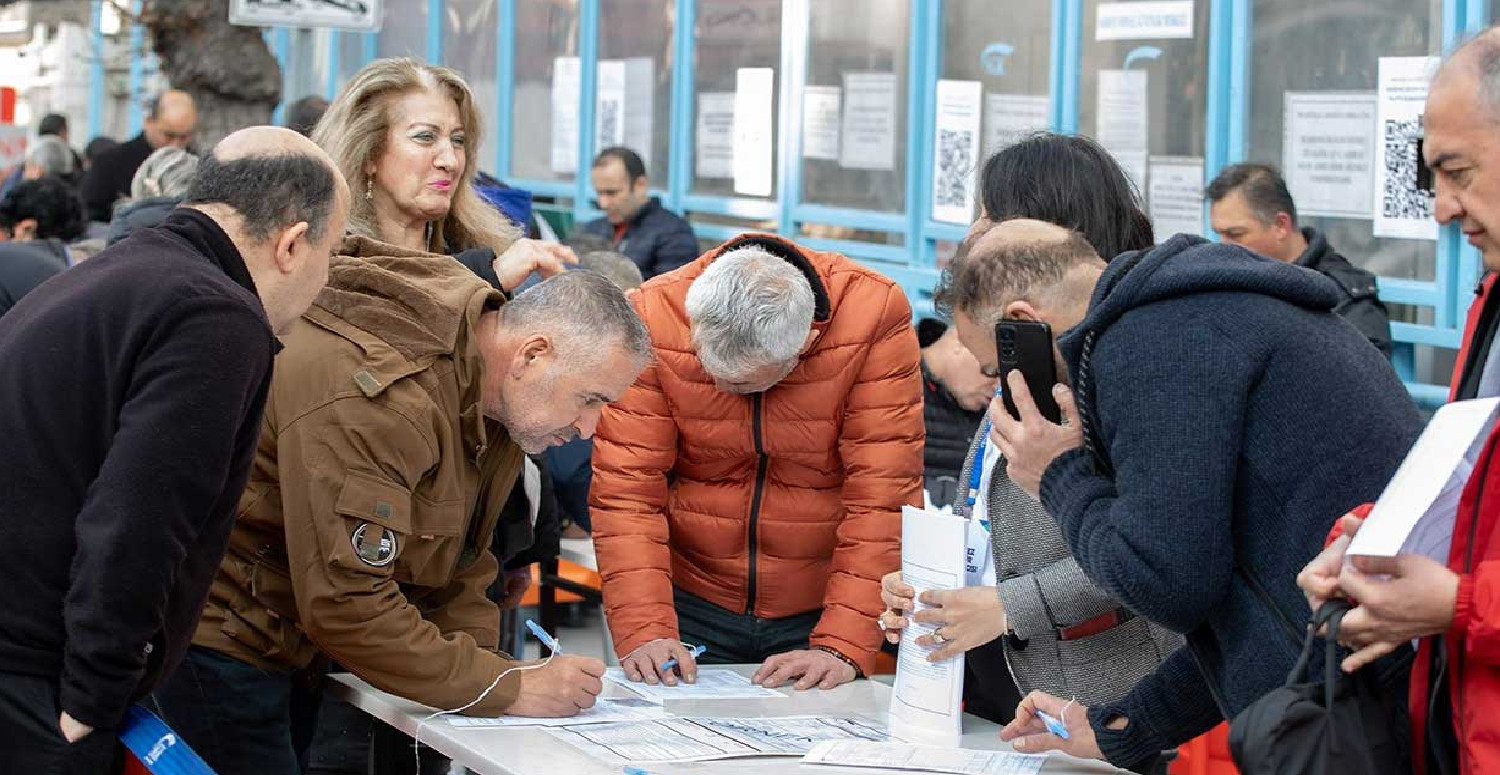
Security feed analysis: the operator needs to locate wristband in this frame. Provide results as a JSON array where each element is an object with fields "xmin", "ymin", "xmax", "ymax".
[{"xmin": 812, "ymin": 646, "xmax": 864, "ymax": 679}]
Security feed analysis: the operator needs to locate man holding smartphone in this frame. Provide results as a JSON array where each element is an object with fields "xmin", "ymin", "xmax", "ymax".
[{"xmin": 936, "ymin": 218, "xmax": 1421, "ymax": 772}]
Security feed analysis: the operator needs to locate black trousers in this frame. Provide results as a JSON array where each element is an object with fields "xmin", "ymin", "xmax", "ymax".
[
  {"xmin": 0, "ymin": 671, "xmax": 124, "ymax": 775},
  {"xmin": 673, "ymin": 587, "xmax": 822, "ymax": 664}
]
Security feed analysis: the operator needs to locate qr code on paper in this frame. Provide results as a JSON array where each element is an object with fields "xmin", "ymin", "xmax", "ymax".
[
  {"xmin": 598, "ymin": 100, "xmax": 622, "ymax": 147},
  {"xmin": 935, "ymin": 129, "xmax": 974, "ymax": 209},
  {"xmin": 1382, "ymin": 117, "xmax": 1434, "ymax": 222}
]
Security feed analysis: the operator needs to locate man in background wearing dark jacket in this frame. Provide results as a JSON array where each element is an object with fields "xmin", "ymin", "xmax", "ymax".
[
  {"xmin": 80, "ymin": 90, "xmax": 197, "ymax": 222},
  {"xmin": 581, "ymin": 147, "xmax": 699, "ymax": 279},
  {"xmin": 938, "ymin": 219, "xmax": 1421, "ymax": 772},
  {"xmin": 1208, "ymin": 163, "xmax": 1392, "ymax": 355},
  {"xmin": 916, "ymin": 318, "xmax": 994, "ymax": 507},
  {"xmin": 0, "ymin": 126, "xmax": 347, "ymax": 773}
]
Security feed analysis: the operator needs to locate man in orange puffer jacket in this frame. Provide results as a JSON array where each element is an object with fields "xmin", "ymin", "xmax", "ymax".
[{"xmin": 591, "ymin": 234, "xmax": 924, "ymax": 690}]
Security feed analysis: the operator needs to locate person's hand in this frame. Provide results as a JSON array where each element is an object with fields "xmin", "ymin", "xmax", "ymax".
[
  {"xmin": 1001, "ymin": 691, "xmax": 1106, "ymax": 761},
  {"xmin": 752, "ymin": 649, "xmax": 856, "ymax": 691},
  {"xmin": 988, "ymin": 372, "xmax": 1082, "ymax": 498},
  {"xmin": 879, "ymin": 571, "xmax": 916, "ymax": 645},
  {"xmin": 1335, "ymin": 553, "xmax": 1460, "ymax": 672},
  {"xmin": 1296, "ymin": 514, "xmax": 1364, "ymax": 611},
  {"xmin": 492, "ymin": 239, "xmax": 579, "ymax": 292},
  {"xmin": 910, "ymin": 586, "xmax": 1007, "ymax": 662},
  {"xmin": 505, "ymin": 655, "xmax": 605, "ymax": 717},
  {"xmin": 620, "ymin": 638, "xmax": 699, "ymax": 686},
  {"xmin": 497, "ymin": 567, "xmax": 531, "ymax": 611},
  {"xmin": 59, "ymin": 711, "xmax": 94, "ymax": 743}
]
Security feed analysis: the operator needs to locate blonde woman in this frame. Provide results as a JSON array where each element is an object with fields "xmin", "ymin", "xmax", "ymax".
[{"xmin": 313, "ymin": 57, "xmax": 573, "ymax": 291}]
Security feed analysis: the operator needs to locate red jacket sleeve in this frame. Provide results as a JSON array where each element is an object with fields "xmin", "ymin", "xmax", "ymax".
[{"xmin": 1325, "ymin": 502, "xmax": 1376, "ymax": 546}]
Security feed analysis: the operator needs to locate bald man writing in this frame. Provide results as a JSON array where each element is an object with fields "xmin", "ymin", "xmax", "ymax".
[
  {"xmin": 0, "ymin": 126, "xmax": 348, "ymax": 773},
  {"xmin": 933, "ymin": 219, "xmax": 1420, "ymax": 771},
  {"xmin": 82, "ymin": 90, "xmax": 199, "ymax": 221}
]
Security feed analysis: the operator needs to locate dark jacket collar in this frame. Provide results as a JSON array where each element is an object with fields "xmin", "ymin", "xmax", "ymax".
[
  {"xmin": 626, "ymin": 196, "xmax": 666, "ymax": 228},
  {"xmin": 1294, "ymin": 227, "xmax": 1333, "ymax": 270},
  {"xmin": 156, "ymin": 207, "xmax": 259, "ymax": 300}
]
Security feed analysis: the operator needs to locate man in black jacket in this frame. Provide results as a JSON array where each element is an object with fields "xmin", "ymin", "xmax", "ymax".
[
  {"xmin": 0, "ymin": 126, "xmax": 348, "ymax": 773},
  {"xmin": 580, "ymin": 147, "xmax": 699, "ymax": 278},
  {"xmin": 80, "ymin": 91, "xmax": 197, "ymax": 222},
  {"xmin": 938, "ymin": 219, "xmax": 1420, "ymax": 771},
  {"xmin": 916, "ymin": 318, "xmax": 994, "ymax": 507},
  {"xmin": 1207, "ymin": 163, "xmax": 1393, "ymax": 355}
]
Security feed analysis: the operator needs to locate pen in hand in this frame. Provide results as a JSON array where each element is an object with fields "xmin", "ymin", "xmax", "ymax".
[{"xmin": 661, "ymin": 643, "xmax": 707, "ymax": 673}]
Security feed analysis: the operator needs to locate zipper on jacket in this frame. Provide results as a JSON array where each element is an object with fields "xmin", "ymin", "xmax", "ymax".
[{"xmin": 746, "ymin": 392, "xmax": 768, "ymax": 616}]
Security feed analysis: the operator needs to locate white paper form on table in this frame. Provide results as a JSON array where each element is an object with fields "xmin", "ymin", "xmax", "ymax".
[
  {"xmin": 544, "ymin": 715, "xmax": 888, "ymax": 763},
  {"xmin": 1348, "ymin": 398, "xmax": 1500, "ymax": 563},
  {"xmin": 889, "ymin": 505, "xmax": 967, "ymax": 747},
  {"xmin": 603, "ymin": 667, "xmax": 786, "ymax": 702},
  {"xmin": 695, "ymin": 92, "xmax": 735, "ymax": 179},
  {"xmin": 803, "ymin": 740, "xmax": 1046, "ymax": 775},
  {"xmin": 444, "ymin": 697, "xmax": 665, "ymax": 728},
  {"xmin": 1372, "ymin": 56, "xmax": 1441, "ymax": 241}
]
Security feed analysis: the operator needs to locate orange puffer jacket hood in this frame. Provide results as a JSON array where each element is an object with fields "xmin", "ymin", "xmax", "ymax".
[{"xmin": 590, "ymin": 233, "xmax": 924, "ymax": 675}]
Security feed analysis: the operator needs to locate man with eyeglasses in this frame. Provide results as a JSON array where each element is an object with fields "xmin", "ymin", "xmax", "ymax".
[{"xmin": 81, "ymin": 90, "xmax": 198, "ymax": 222}]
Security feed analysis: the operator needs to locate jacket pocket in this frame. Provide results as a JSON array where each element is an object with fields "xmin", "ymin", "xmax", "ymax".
[
  {"xmin": 1052, "ymin": 619, "xmax": 1167, "ymax": 707},
  {"xmin": 326, "ymin": 471, "xmax": 415, "ymax": 576},
  {"xmin": 395, "ymin": 498, "xmax": 468, "ymax": 587}
]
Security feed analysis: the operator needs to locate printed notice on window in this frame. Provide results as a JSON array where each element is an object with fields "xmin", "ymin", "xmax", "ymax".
[
  {"xmin": 840, "ymin": 72, "xmax": 900, "ymax": 171},
  {"xmin": 802, "ymin": 86, "xmax": 842, "ymax": 161},
  {"xmin": 1096, "ymin": 70, "xmax": 1149, "ymax": 192},
  {"xmin": 932, "ymin": 80, "xmax": 984, "ymax": 225},
  {"xmin": 984, "ymin": 93, "xmax": 1050, "ymax": 160},
  {"xmin": 1147, "ymin": 155, "xmax": 1204, "ymax": 239},
  {"xmin": 732, "ymin": 68, "xmax": 776, "ymax": 197},
  {"xmin": 1283, "ymin": 91, "xmax": 1376, "ymax": 220},
  {"xmin": 1095, "ymin": 0, "xmax": 1194, "ymax": 41},
  {"xmin": 1373, "ymin": 56, "xmax": 1440, "ymax": 240},
  {"xmin": 550, "ymin": 57, "xmax": 581, "ymax": 174},
  {"xmin": 695, "ymin": 92, "xmax": 735, "ymax": 180}
]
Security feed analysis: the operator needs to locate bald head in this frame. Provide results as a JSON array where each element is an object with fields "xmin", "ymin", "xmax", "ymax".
[
  {"xmin": 145, "ymin": 90, "xmax": 198, "ymax": 149},
  {"xmin": 935, "ymin": 218, "xmax": 1104, "ymax": 326},
  {"xmin": 183, "ymin": 125, "xmax": 349, "ymax": 244}
]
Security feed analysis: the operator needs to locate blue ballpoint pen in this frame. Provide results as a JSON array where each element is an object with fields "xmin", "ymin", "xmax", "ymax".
[
  {"xmin": 525, "ymin": 619, "xmax": 563, "ymax": 653},
  {"xmin": 660, "ymin": 643, "xmax": 707, "ymax": 672},
  {"xmin": 1036, "ymin": 709, "xmax": 1072, "ymax": 740}
]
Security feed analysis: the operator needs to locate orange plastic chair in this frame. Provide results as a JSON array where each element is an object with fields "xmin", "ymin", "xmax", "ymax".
[{"xmin": 520, "ymin": 560, "xmax": 601, "ymax": 607}]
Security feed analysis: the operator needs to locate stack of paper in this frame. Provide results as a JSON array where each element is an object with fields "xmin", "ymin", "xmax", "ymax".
[
  {"xmin": 803, "ymin": 741, "xmax": 1047, "ymax": 775},
  {"xmin": 544, "ymin": 715, "xmax": 889, "ymax": 763},
  {"xmin": 445, "ymin": 697, "xmax": 663, "ymax": 728},
  {"xmin": 603, "ymin": 667, "xmax": 786, "ymax": 702}
]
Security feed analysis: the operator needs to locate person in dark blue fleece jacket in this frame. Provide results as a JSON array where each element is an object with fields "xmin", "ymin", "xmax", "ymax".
[{"xmin": 938, "ymin": 219, "xmax": 1422, "ymax": 771}]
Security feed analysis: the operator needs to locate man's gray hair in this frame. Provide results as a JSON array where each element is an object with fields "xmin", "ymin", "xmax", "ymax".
[
  {"xmin": 685, "ymin": 246, "xmax": 815, "ymax": 378},
  {"xmin": 26, "ymin": 136, "xmax": 74, "ymax": 176},
  {"xmin": 501, "ymin": 269, "xmax": 653, "ymax": 364},
  {"xmin": 577, "ymin": 249, "xmax": 644, "ymax": 290}
]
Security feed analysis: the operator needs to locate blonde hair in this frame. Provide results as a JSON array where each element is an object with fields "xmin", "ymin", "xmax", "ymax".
[{"xmin": 313, "ymin": 57, "xmax": 520, "ymax": 254}]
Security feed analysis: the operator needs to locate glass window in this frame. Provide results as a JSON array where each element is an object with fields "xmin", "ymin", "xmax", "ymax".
[
  {"xmin": 799, "ymin": 0, "xmax": 909, "ymax": 213},
  {"xmin": 336, "ymin": 33, "xmax": 370, "ymax": 95},
  {"xmin": 445, "ymin": 0, "xmax": 500, "ymax": 173},
  {"xmin": 377, "ymin": 0, "xmax": 429, "ymax": 61},
  {"xmin": 287, "ymin": 29, "xmax": 333, "ymax": 105},
  {"xmin": 1247, "ymin": 1, "xmax": 1442, "ymax": 281},
  {"xmin": 511, "ymin": 0, "xmax": 581, "ymax": 182},
  {"xmin": 691, "ymin": 0, "xmax": 782, "ymax": 199},
  {"xmin": 1078, "ymin": 0, "xmax": 1209, "ymax": 210},
  {"xmin": 596, "ymin": 0, "xmax": 675, "ymax": 186}
]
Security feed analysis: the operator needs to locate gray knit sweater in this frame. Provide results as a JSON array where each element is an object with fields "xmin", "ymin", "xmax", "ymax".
[{"xmin": 954, "ymin": 432, "xmax": 1180, "ymax": 707}]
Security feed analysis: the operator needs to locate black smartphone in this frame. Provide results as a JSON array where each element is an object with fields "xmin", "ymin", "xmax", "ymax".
[{"xmin": 995, "ymin": 320, "xmax": 1061, "ymax": 424}]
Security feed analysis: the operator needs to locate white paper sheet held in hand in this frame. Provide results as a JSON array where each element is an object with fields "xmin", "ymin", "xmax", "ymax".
[
  {"xmin": 889, "ymin": 505, "xmax": 968, "ymax": 746},
  {"xmin": 1348, "ymin": 398, "xmax": 1500, "ymax": 562},
  {"xmin": 603, "ymin": 667, "xmax": 785, "ymax": 702},
  {"xmin": 803, "ymin": 741, "xmax": 1046, "ymax": 775}
]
